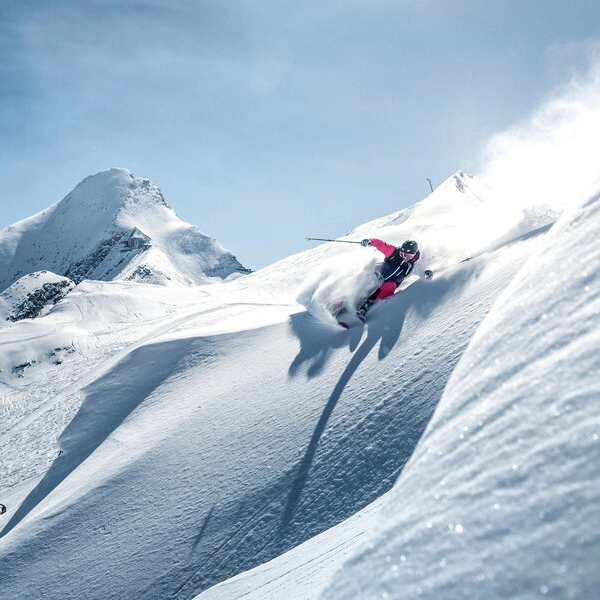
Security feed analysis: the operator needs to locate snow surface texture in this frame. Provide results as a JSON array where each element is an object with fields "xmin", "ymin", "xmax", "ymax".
[
  {"xmin": 0, "ymin": 171, "xmax": 579, "ymax": 600},
  {"xmin": 225, "ymin": 182, "xmax": 600, "ymax": 600},
  {"xmin": 317, "ymin": 182, "xmax": 600, "ymax": 600},
  {"xmin": 0, "ymin": 168, "xmax": 249, "ymax": 292},
  {"xmin": 194, "ymin": 223, "xmax": 550, "ymax": 600}
]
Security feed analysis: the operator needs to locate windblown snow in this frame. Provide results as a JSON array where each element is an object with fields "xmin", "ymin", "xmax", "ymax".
[{"xmin": 1, "ymin": 170, "xmax": 597, "ymax": 600}]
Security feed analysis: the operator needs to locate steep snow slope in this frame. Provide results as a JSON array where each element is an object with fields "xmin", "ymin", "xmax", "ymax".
[
  {"xmin": 0, "ymin": 172, "xmax": 555, "ymax": 600},
  {"xmin": 195, "ymin": 226, "xmax": 551, "ymax": 600},
  {"xmin": 317, "ymin": 185, "xmax": 600, "ymax": 598},
  {"xmin": 197, "ymin": 185, "xmax": 599, "ymax": 600},
  {"xmin": 0, "ymin": 168, "xmax": 248, "ymax": 291}
]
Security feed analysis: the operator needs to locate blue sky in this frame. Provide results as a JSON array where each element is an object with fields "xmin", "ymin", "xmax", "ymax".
[{"xmin": 1, "ymin": 1, "xmax": 600, "ymax": 269}]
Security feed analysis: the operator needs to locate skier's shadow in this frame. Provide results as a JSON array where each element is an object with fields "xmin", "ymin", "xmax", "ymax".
[
  {"xmin": 282, "ymin": 269, "xmax": 472, "ymax": 531},
  {"xmin": 0, "ymin": 338, "xmax": 196, "ymax": 539},
  {"xmin": 287, "ymin": 313, "xmax": 348, "ymax": 379}
]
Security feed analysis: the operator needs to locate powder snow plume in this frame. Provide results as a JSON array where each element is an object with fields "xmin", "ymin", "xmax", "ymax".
[
  {"xmin": 478, "ymin": 50, "xmax": 600, "ymax": 234},
  {"xmin": 295, "ymin": 250, "xmax": 379, "ymax": 325}
]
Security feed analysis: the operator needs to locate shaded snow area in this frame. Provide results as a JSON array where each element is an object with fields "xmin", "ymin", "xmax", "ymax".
[
  {"xmin": 0, "ymin": 168, "xmax": 249, "ymax": 291},
  {"xmin": 1, "ymin": 171, "xmax": 594, "ymax": 600}
]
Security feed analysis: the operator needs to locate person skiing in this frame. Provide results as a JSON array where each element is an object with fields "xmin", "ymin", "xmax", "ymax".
[{"xmin": 356, "ymin": 238, "xmax": 432, "ymax": 321}]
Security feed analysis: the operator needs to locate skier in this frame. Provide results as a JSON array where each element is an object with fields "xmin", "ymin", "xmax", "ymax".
[{"xmin": 356, "ymin": 238, "xmax": 432, "ymax": 321}]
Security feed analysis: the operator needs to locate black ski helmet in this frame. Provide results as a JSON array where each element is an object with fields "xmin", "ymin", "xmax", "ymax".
[{"xmin": 400, "ymin": 240, "xmax": 418, "ymax": 255}]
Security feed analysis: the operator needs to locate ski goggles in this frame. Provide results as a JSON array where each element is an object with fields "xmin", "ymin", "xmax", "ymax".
[{"xmin": 399, "ymin": 250, "xmax": 416, "ymax": 260}]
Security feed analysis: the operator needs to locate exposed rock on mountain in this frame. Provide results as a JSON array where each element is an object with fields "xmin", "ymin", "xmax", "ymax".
[{"xmin": 0, "ymin": 271, "xmax": 75, "ymax": 322}]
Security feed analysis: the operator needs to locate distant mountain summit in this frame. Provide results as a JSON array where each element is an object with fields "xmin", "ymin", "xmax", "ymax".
[{"xmin": 0, "ymin": 168, "xmax": 249, "ymax": 292}]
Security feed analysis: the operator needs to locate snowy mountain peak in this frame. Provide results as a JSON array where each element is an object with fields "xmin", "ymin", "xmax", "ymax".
[
  {"xmin": 54, "ymin": 168, "xmax": 168, "ymax": 221},
  {"xmin": 0, "ymin": 169, "xmax": 249, "ymax": 292}
]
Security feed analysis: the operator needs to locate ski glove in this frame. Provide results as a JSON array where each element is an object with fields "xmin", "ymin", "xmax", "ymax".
[
  {"xmin": 423, "ymin": 270, "xmax": 433, "ymax": 279},
  {"xmin": 361, "ymin": 239, "xmax": 371, "ymax": 247}
]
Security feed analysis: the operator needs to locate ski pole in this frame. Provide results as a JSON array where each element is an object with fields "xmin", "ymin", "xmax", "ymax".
[{"xmin": 306, "ymin": 236, "xmax": 362, "ymax": 244}]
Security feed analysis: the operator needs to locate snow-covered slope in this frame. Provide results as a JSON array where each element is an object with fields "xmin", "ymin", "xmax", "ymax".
[
  {"xmin": 0, "ymin": 168, "xmax": 249, "ymax": 291},
  {"xmin": 194, "ymin": 224, "xmax": 553, "ymax": 600},
  {"xmin": 317, "ymin": 181, "xmax": 600, "ymax": 600},
  {"xmin": 0, "ymin": 171, "xmax": 578, "ymax": 600},
  {"xmin": 203, "ymin": 181, "xmax": 600, "ymax": 600}
]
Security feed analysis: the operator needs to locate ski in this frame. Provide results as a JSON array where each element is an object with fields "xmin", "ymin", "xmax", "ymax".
[{"xmin": 335, "ymin": 308, "xmax": 365, "ymax": 329}]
